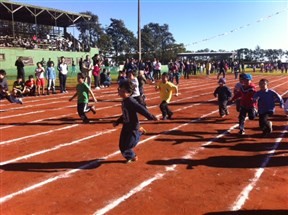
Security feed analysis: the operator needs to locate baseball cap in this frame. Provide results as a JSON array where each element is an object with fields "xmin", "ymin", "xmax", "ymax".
[{"xmin": 242, "ymin": 73, "xmax": 252, "ymax": 80}]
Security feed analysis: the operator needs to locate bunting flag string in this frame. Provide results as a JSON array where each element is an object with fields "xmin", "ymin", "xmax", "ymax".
[{"xmin": 139, "ymin": 7, "xmax": 287, "ymax": 55}]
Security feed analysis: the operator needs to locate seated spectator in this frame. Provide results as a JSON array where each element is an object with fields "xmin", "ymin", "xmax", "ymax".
[
  {"xmin": 24, "ymin": 75, "xmax": 36, "ymax": 96},
  {"xmin": 100, "ymin": 69, "xmax": 111, "ymax": 88},
  {"xmin": 12, "ymin": 77, "xmax": 25, "ymax": 97}
]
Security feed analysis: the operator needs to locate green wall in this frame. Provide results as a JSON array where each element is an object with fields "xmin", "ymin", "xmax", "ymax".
[{"xmin": 0, "ymin": 47, "xmax": 99, "ymax": 78}]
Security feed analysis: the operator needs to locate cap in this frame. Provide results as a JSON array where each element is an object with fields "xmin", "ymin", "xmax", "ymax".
[
  {"xmin": 242, "ymin": 73, "xmax": 252, "ymax": 80},
  {"xmin": 218, "ymin": 78, "xmax": 226, "ymax": 84}
]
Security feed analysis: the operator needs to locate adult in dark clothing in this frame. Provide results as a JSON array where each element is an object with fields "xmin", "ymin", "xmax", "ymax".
[{"xmin": 15, "ymin": 56, "xmax": 25, "ymax": 82}]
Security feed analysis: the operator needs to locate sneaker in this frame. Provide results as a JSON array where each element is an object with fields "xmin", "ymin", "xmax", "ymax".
[
  {"xmin": 139, "ymin": 127, "xmax": 147, "ymax": 134},
  {"xmin": 162, "ymin": 116, "xmax": 167, "ymax": 120},
  {"xmin": 90, "ymin": 106, "xmax": 96, "ymax": 114},
  {"xmin": 95, "ymin": 87, "xmax": 100, "ymax": 90},
  {"xmin": 167, "ymin": 112, "xmax": 173, "ymax": 120},
  {"xmin": 83, "ymin": 119, "xmax": 90, "ymax": 124},
  {"xmin": 225, "ymin": 110, "xmax": 229, "ymax": 115},
  {"xmin": 65, "ymin": 90, "xmax": 68, "ymax": 93},
  {"xmin": 126, "ymin": 156, "xmax": 138, "ymax": 163},
  {"xmin": 18, "ymin": 98, "xmax": 23, "ymax": 105},
  {"xmin": 267, "ymin": 121, "xmax": 273, "ymax": 133},
  {"xmin": 238, "ymin": 129, "xmax": 245, "ymax": 135}
]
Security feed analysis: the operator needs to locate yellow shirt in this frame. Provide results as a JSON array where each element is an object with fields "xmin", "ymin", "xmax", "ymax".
[{"xmin": 157, "ymin": 81, "xmax": 177, "ymax": 103}]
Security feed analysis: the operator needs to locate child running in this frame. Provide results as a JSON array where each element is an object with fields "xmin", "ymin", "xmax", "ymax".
[
  {"xmin": 113, "ymin": 80, "xmax": 158, "ymax": 163},
  {"xmin": 69, "ymin": 73, "xmax": 97, "ymax": 124},
  {"xmin": 155, "ymin": 72, "xmax": 179, "ymax": 120},
  {"xmin": 231, "ymin": 73, "xmax": 257, "ymax": 135},
  {"xmin": 213, "ymin": 78, "xmax": 232, "ymax": 118},
  {"xmin": 253, "ymin": 78, "xmax": 284, "ymax": 136}
]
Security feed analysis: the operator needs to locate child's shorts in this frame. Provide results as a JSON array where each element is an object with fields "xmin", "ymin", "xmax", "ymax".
[{"xmin": 36, "ymin": 78, "xmax": 45, "ymax": 87}]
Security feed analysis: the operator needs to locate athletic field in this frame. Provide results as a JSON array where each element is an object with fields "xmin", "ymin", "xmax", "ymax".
[{"xmin": 0, "ymin": 73, "xmax": 287, "ymax": 215}]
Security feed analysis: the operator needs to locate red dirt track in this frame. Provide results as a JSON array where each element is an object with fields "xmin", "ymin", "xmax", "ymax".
[{"xmin": 0, "ymin": 74, "xmax": 287, "ymax": 215}]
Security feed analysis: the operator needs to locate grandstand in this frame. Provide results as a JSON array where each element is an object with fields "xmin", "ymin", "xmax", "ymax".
[{"xmin": 0, "ymin": 0, "xmax": 98, "ymax": 77}]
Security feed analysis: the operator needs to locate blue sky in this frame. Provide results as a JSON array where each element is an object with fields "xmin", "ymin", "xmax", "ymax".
[{"xmin": 17, "ymin": 0, "xmax": 288, "ymax": 51}]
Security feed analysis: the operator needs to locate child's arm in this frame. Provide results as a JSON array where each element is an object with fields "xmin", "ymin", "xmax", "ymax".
[
  {"xmin": 113, "ymin": 115, "xmax": 123, "ymax": 127},
  {"xmin": 69, "ymin": 92, "xmax": 77, "ymax": 101},
  {"xmin": 89, "ymin": 87, "xmax": 97, "ymax": 102}
]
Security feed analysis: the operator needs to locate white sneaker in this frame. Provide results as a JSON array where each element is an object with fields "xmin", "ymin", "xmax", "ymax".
[
  {"xmin": 18, "ymin": 98, "xmax": 23, "ymax": 105},
  {"xmin": 267, "ymin": 121, "xmax": 273, "ymax": 133},
  {"xmin": 95, "ymin": 87, "xmax": 100, "ymax": 90}
]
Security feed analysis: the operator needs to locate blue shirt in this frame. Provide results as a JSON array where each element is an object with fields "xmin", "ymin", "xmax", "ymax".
[
  {"xmin": 253, "ymin": 89, "xmax": 284, "ymax": 114},
  {"xmin": 46, "ymin": 67, "xmax": 56, "ymax": 79}
]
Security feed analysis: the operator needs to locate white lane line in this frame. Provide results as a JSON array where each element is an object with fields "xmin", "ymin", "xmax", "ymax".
[
  {"xmin": 0, "ymin": 124, "xmax": 79, "ymax": 146},
  {"xmin": 0, "ymin": 129, "xmax": 117, "ymax": 166},
  {"xmin": 93, "ymin": 172, "xmax": 167, "ymax": 215},
  {"xmin": 230, "ymin": 127, "xmax": 288, "ymax": 211},
  {"xmin": 0, "ymin": 105, "xmax": 221, "ymax": 204},
  {"xmin": 0, "ymin": 77, "xmax": 286, "ymax": 206},
  {"xmin": 93, "ymin": 121, "xmax": 240, "ymax": 215},
  {"xmin": 0, "ymin": 95, "xmax": 214, "ymax": 165}
]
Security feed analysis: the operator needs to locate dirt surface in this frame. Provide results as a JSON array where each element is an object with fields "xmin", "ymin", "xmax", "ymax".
[{"xmin": 0, "ymin": 73, "xmax": 287, "ymax": 215}]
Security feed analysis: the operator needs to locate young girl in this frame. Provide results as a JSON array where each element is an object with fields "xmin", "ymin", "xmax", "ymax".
[
  {"xmin": 69, "ymin": 73, "xmax": 97, "ymax": 124},
  {"xmin": 113, "ymin": 80, "xmax": 158, "ymax": 163},
  {"xmin": 35, "ymin": 62, "xmax": 45, "ymax": 96},
  {"xmin": 46, "ymin": 61, "xmax": 56, "ymax": 95}
]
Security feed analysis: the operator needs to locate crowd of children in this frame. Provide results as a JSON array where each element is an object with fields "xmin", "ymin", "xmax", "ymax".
[{"xmin": 1, "ymin": 58, "xmax": 287, "ymax": 163}]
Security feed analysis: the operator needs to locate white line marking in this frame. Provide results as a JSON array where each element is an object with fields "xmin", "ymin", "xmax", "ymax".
[
  {"xmin": 0, "ymin": 124, "xmax": 79, "ymax": 146},
  {"xmin": 230, "ymin": 127, "xmax": 288, "ymax": 211},
  {"xmin": 0, "ymin": 129, "xmax": 117, "ymax": 166}
]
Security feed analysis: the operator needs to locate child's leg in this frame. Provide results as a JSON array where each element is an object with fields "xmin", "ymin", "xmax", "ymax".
[
  {"xmin": 77, "ymin": 103, "xmax": 89, "ymax": 123},
  {"xmin": 160, "ymin": 101, "xmax": 168, "ymax": 118},
  {"xmin": 259, "ymin": 113, "xmax": 268, "ymax": 131},
  {"xmin": 219, "ymin": 101, "xmax": 226, "ymax": 116},
  {"xmin": 165, "ymin": 103, "xmax": 173, "ymax": 118},
  {"xmin": 119, "ymin": 129, "xmax": 141, "ymax": 161},
  {"xmin": 238, "ymin": 107, "xmax": 247, "ymax": 131}
]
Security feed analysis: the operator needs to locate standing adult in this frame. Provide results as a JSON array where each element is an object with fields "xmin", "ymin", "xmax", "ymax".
[
  {"xmin": 15, "ymin": 56, "xmax": 25, "ymax": 81},
  {"xmin": 57, "ymin": 56, "xmax": 69, "ymax": 93},
  {"xmin": 82, "ymin": 55, "xmax": 93, "ymax": 87}
]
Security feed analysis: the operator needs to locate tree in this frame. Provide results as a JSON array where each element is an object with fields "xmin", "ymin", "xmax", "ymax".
[
  {"xmin": 106, "ymin": 18, "xmax": 137, "ymax": 62},
  {"xmin": 76, "ymin": 11, "xmax": 103, "ymax": 48},
  {"xmin": 141, "ymin": 23, "xmax": 175, "ymax": 61}
]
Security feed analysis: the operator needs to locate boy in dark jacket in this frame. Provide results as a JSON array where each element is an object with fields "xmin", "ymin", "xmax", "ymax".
[
  {"xmin": 113, "ymin": 80, "xmax": 158, "ymax": 163},
  {"xmin": 213, "ymin": 78, "xmax": 232, "ymax": 118}
]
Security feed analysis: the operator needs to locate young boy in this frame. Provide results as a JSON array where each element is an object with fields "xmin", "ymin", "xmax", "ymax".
[
  {"xmin": 231, "ymin": 73, "xmax": 257, "ymax": 135},
  {"xmin": 0, "ymin": 69, "xmax": 23, "ymax": 104},
  {"xmin": 127, "ymin": 69, "xmax": 146, "ymax": 108},
  {"xmin": 113, "ymin": 80, "xmax": 158, "ymax": 163},
  {"xmin": 213, "ymin": 78, "xmax": 232, "ymax": 118},
  {"xmin": 69, "ymin": 73, "xmax": 97, "ymax": 124},
  {"xmin": 284, "ymin": 99, "xmax": 288, "ymax": 115},
  {"xmin": 12, "ymin": 77, "xmax": 25, "ymax": 97},
  {"xmin": 156, "ymin": 72, "xmax": 179, "ymax": 120},
  {"xmin": 233, "ymin": 73, "xmax": 245, "ymax": 112},
  {"xmin": 24, "ymin": 75, "xmax": 36, "ymax": 96},
  {"xmin": 253, "ymin": 78, "xmax": 284, "ymax": 136}
]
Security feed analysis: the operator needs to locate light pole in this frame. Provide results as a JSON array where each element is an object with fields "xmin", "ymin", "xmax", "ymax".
[{"xmin": 138, "ymin": 0, "xmax": 141, "ymax": 61}]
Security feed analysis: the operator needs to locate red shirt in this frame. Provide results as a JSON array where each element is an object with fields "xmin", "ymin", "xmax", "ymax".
[
  {"xmin": 232, "ymin": 83, "xmax": 257, "ymax": 108},
  {"xmin": 25, "ymin": 80, "xmax": 36, "ymax": 89}
]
